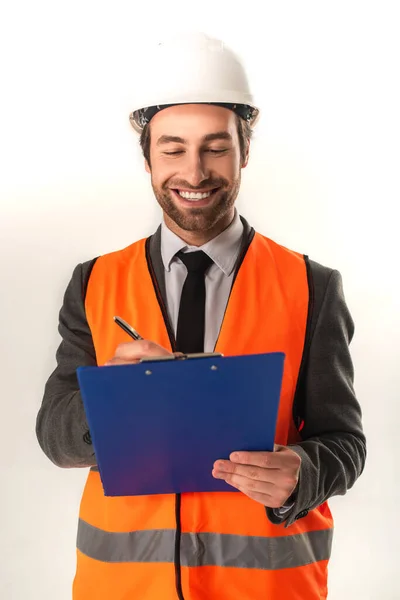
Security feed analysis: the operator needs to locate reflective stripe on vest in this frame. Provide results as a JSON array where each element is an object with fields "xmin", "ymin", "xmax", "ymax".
[{"xmin": 77, "ymin": 518, "xmax": 333, "ymax": 569}]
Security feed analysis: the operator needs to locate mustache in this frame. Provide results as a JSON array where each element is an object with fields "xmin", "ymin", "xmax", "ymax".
[{"xmin": 164, "ymin": 177, "xmax": 228, "ymax": 191}]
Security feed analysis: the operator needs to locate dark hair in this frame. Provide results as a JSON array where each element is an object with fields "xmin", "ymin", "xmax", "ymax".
[{"xmin": 140, "ymin": 113, "xmax": 252, "ymax": 168}]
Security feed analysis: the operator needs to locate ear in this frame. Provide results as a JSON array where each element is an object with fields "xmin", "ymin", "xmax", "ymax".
[
  {"xmin": 241, "ymin": 139, "xmax": 250, "ymax": 169},
  {"xmin": 145, "ymin": 159, "xmax": 151, "ymax": 174}
]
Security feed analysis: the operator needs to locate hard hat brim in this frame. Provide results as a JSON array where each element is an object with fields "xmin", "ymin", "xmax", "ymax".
[{"xmin": 129, "ymin": 100, "xmax": 260, "ymax": 133}]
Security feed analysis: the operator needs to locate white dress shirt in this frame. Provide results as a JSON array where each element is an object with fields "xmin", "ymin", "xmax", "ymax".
[{"xmin": 161, "ymin": 210, "xmax": 244, "ymax": 353}]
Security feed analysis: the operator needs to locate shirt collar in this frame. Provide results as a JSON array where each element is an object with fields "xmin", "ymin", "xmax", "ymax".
[{"xmin": 161, "ymin": 209, "xmax": 244, "ymax": 276}]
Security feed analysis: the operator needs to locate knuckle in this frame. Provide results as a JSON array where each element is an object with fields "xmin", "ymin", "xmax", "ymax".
[
  {"xmin": 249, "ymin": 468, "xmax": 259, "ymax": 480},
  {"xmin": 262, "ymin": 455, "xmax": 270, "ymax": 467},
  {"xmin": 115, "ymin": 342, "xmax": 135, "ymax": 357},
  {"xmin": 291, "ymin": 451, "xmax": 301, "ymax": 467},
  {"xmin": 140, "ymin": 340, "xmax": 153, "ymax": 353},
  {"xmin": 227, "ymin": 475, "xmax": 237, "ymax": 487}
]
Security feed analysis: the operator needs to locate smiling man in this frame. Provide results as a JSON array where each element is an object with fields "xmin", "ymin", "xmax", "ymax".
[{"xmin": 36, "ymin": 33, "xmax": 366, "ymax": 600}]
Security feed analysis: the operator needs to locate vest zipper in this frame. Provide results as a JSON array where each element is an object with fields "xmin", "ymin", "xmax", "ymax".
[
  {"xmin": 174, "ymin": 494, "xmax": 185, "ymax": 600},
  {"xmin": 145, "ymin": 239, "xmax": 185, "ymax": 600}
]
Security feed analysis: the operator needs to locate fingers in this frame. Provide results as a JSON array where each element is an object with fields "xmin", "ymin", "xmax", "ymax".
[
  {"xmin": 229, "ymin": 448, "xmax": 301, "ymax": 471},
  {"xmin": 213, "ymin": 466, "xmax": 275, "ymax": 495},
  {"xmin": 212, "ymin": 466, "xmax": 286, "ymax": 508},
  {"xmin": 104, "ymin": 340, "xmax": 173, "ymax": 366},
  {"xmin": 212, "ymin": 447, "xmax": 301, "ymax": 509},
  {"xmin": 104, "ymin": 357, "xmax": 140, "ymax": 366},
  {"xmin": 115, "ymin": 341, "xmax": 172, "ymax": 359},
  {"xmin": 212, "ymin": 461, "xmax": 297, "ymax": 509},
  {"xmin": 229, "ymin": 450, "xmax": 280, "ymax": 469},
  {"xmin": 213, "ymin": 460, "xmax": 286, "ymax": 488}
]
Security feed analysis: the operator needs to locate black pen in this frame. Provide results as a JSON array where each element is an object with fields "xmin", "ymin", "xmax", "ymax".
[{"xmin": 113, "ymin": 316, "xmax": 144, "ymax": 341}]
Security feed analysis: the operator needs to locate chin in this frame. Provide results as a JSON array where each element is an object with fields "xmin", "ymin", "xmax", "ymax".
[{"xmin": 156, "ymin": 188, "xmax": 236, "ymax": 233}]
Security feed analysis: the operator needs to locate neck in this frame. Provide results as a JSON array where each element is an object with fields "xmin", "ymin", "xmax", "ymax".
[{"xmin": 163, "ymin": 209, "xmax": 235, "ymax": 247}]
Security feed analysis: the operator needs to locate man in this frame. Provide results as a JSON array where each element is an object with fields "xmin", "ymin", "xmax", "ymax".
[{"xmin": 36, "ymin": 33, "xmax": 366, "ymax": 599}]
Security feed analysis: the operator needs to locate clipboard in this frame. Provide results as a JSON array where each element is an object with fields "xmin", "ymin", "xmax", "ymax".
[{"xmin": 77, "ymin": 352, "xmax": 285, "ymax": 497}]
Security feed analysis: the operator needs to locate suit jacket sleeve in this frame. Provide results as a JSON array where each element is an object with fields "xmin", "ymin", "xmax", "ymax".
[
  {"xmin": 36, "ymin": 260, "xmax": 98, "ymax": 468},
  {"xmin": 267, "ymin": 263, "xmax": 366, "ymax": 527}
]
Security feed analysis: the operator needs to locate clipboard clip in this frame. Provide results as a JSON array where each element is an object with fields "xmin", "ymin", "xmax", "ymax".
[{"xmin": 140, "ymin": 352, "xmax": 223, "ymax": 363}]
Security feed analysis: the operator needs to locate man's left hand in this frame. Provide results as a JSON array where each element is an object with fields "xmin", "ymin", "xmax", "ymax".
[{"xmin": 212, "ymin": 445, "xmax": 301, "ymax": 509}]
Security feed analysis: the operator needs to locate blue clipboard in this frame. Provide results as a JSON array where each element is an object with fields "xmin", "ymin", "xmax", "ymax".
[{"xmin": 77, "ymin": 352, "xmax": 285, "ymax": 497}]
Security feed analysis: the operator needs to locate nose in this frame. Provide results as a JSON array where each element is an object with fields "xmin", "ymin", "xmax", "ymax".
[{"xmin": 180, "ymin": 151, "xmax": 210, "ymax": 188}]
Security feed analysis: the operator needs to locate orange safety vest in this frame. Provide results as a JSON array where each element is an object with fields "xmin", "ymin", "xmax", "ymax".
[{"xmin": 74, "ymin": 232, "xmax": 334, "ymax": 600}]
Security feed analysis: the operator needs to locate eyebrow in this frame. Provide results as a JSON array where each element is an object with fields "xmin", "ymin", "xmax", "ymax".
[{"xmin": 156, "ymin": 131, "xmax": 233, "ymax": 146}]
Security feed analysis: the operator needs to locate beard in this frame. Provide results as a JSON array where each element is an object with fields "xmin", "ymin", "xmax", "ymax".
[{"xmin": 151, "ymin": 175, "xmax": 241, "ymax": 232}]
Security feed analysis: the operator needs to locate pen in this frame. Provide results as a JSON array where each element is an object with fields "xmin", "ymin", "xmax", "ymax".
[{"xmin": 113, "ymin": 316, "xmax": 144, "ymax": 341}]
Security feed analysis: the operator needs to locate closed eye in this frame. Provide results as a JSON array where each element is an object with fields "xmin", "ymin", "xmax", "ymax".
[{"xmin": 163, "ymin": 148, "xmax": 228, "ymax": 156}]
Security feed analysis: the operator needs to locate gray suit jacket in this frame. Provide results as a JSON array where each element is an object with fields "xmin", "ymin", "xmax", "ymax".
[{"xmin": 36, "ymin": 217, "xmax": 366, "ymax": 527}]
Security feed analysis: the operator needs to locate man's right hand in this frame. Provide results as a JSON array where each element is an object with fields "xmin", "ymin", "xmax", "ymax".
[{"xmin": 104, "ymin": 340, "xmax": 175, "ymax": 366}]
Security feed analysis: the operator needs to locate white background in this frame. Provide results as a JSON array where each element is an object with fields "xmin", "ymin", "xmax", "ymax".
[{"xmin": 1, "ymin": 1, "xmax": 399, "ymax": 598}]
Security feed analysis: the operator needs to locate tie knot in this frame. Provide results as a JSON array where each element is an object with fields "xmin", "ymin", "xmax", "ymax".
[{"xmin": 176, "ymin": 250, "xmax": 213, "ymax": 274}]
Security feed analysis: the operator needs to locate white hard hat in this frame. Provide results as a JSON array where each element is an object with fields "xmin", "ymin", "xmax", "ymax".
[{"xmin": 129, "ymin": 32, "xmax": 260, "ymax": 133}]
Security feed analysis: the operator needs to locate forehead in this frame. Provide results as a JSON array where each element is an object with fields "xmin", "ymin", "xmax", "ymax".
[{"xmin": 150, "ymin": 104, "xmax": 238, "ymax": 142}]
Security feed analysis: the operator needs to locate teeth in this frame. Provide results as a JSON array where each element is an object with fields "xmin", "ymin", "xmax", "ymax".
[{"xmin": 178, "ymin": 190, "xmax": 212, "ymax": 200}]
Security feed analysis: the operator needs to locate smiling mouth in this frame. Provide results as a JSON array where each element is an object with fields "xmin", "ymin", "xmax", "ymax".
[{"xmin": 172, "ymin": 188, "xmax": 219, "ymax": 202}]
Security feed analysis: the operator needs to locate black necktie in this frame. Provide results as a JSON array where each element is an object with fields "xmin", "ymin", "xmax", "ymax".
[{"xmin": 176, "ymin": 250, "xmax": 214, "ymax": 353}]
